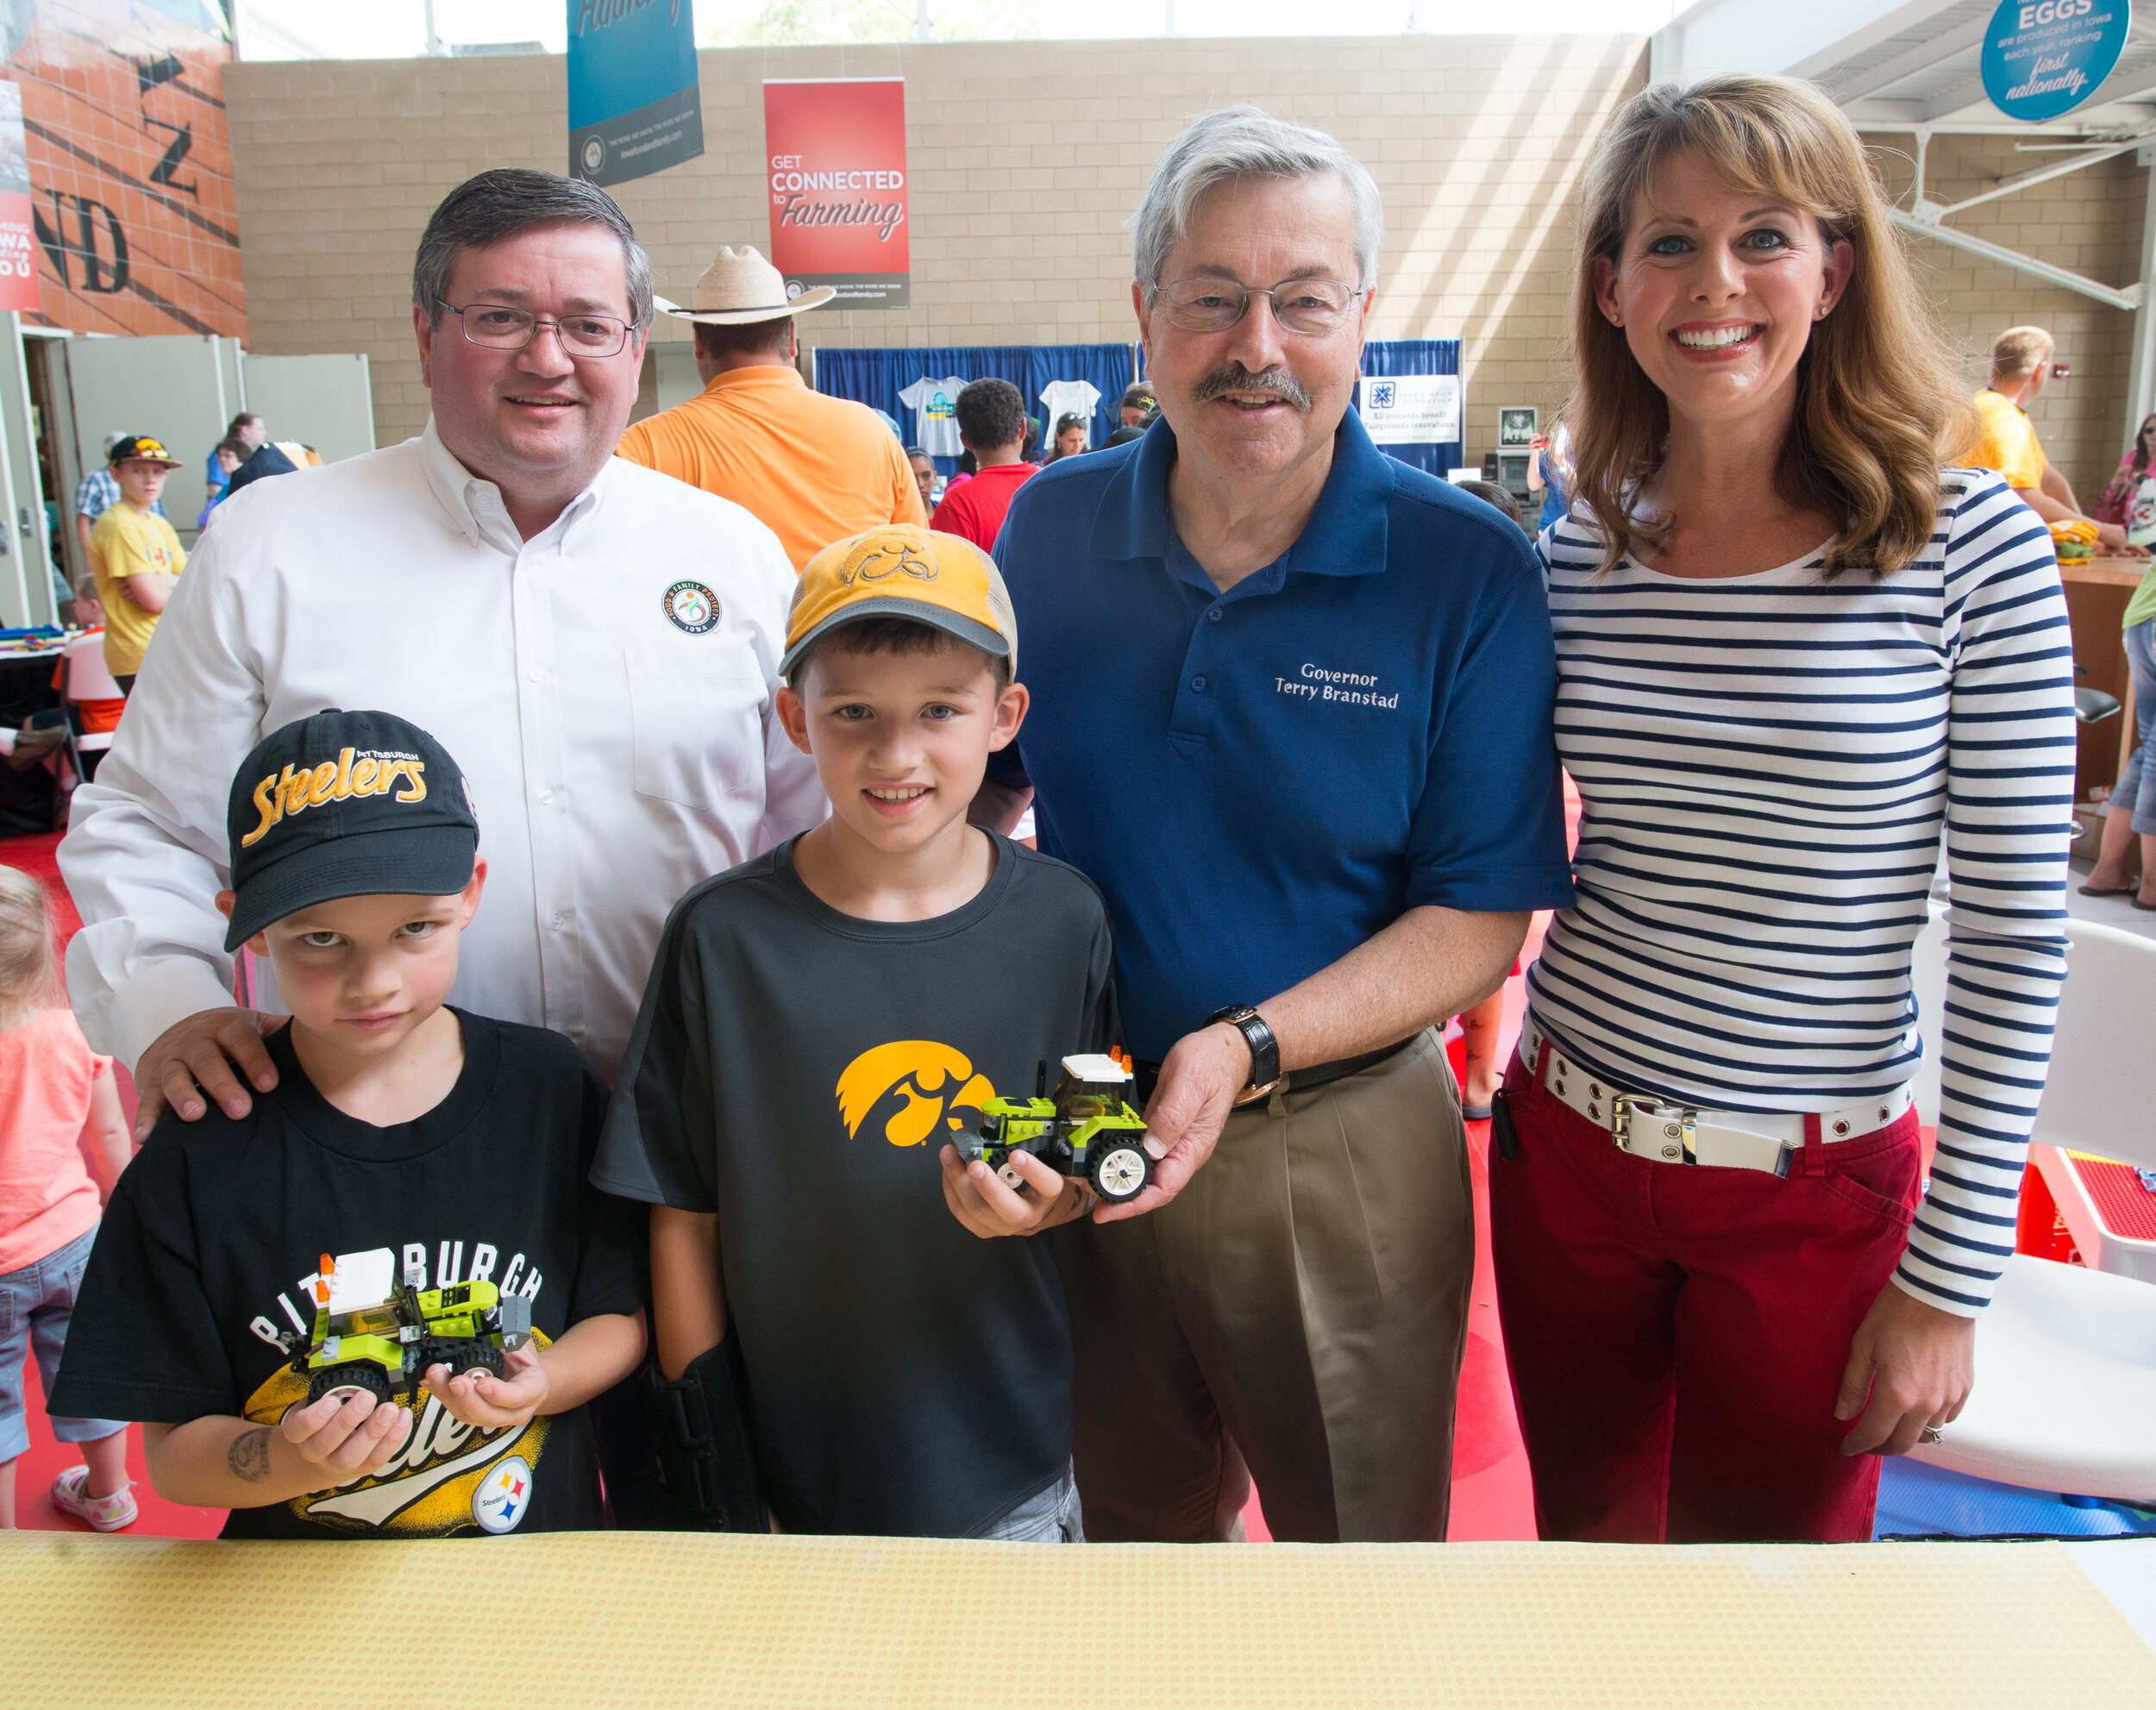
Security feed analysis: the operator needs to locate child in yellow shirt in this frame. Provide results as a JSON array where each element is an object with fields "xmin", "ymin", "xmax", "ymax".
[{"xmin": 87, "ymin": 435, "xmax": 187, "ymax": 692}]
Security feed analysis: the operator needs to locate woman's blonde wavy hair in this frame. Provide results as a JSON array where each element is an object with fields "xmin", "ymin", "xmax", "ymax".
[{"xmin": 1568, "ymin": 74, "xmax": 1970, "ymax": 579}]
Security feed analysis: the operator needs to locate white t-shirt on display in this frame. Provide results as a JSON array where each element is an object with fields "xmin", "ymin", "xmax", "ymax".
[
  {"xmin": 1038, "ymin": 380, "xmax": 1101, "ymax": 448},
  {"xmin": 898, "ymin": 376, "xmax": 968, "ymax": 459}
]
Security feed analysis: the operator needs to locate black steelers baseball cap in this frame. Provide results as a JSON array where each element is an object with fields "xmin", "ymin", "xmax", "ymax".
[{"xmin": 224, "ymin": 710, "xmax": 478, "ymax": 951}]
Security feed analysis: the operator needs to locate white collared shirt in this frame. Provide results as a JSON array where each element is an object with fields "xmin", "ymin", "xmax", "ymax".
[{"xmin": 60, "ymin": 421, "xmax": 826, "ymax": 1082}]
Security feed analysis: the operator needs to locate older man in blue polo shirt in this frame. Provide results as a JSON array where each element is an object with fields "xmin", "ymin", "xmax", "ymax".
[{"xmin": 979, "ymin": 107, "xmax": 1574, "ymax": 1544}]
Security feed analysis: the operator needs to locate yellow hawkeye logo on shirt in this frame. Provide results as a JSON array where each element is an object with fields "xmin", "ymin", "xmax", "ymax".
[
  {"xmin": 240, "ymin": 749, "xmax": 428, "ymax": 848},
  {"xmin": 835, "ymin": 1041, "xmax": 996, "ymax": 1147}
]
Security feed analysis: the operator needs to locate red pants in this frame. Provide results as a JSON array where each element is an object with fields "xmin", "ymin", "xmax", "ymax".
[{"xmin": 1488, "ymin": 1048, "xmax": 1922, "ymax": 1544}]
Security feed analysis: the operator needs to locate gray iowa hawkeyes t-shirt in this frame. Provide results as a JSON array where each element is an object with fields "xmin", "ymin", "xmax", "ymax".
[{"xmin": 593, "ymin": 831, "xmax": 1117, "ymax": 1538}]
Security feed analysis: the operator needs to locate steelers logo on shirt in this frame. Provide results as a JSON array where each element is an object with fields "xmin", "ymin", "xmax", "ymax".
[
  {"xmin": 662, "ymin": 580, "xmax": 719, "ymax": 635},
  {"xmin": 473, "ymin": 1455, "xmax": 535, "ymax": 1533}
]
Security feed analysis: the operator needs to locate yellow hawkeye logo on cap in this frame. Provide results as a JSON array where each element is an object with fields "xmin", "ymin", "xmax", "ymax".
[{"xmin": 843, "ymin": 542, "xmax": 939, "ymax": 586}]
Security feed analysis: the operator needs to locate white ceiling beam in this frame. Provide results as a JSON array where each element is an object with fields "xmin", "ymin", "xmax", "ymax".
[
  {"xmin": 1917, "ymin": 72, "xmax": 1997, "ymax": 122},
  {"xmin": 1891, "ymin": 208, "xmax": 2145, "ymax": 310},
  {"xmin": 1651, "ymin": 0, "xmax": 1969, "ymax": 83},
  {"xmin": 1828, "ymin": 18, "xmax": 1990, "ymax": 104},
  {"xmin": 1988, "ymin": 129, "xmax": 2156, "ymax": 194},
  {"xmin": 1861, "ymin": 110, "xmax": 2156, "ymax": 131}
]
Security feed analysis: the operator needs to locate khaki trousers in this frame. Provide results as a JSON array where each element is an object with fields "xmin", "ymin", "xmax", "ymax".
[{"xmin": 1052, "ymin": 1028, "xmax": 1473, "ymax": 1543}]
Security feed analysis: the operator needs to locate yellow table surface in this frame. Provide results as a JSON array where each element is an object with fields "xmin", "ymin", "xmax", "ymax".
[{"xmin": 8, "ymin": 1531, "xmax": 2152, "ymax": 1708}]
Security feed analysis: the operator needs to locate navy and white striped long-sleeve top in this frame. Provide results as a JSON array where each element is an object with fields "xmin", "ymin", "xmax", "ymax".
[{"xmin": 1526, "ymin": 469, "xmax": 2075, "ymax": 1314}]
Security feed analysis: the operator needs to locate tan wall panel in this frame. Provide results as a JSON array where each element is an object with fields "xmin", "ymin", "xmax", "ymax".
[
  {"xmin": 227, "ymin": 35, "xmax": 1649, "ymax": 455},
  {"xmin": 1871, "ymin": 135, "xmax": 2147, "ymax": 503},
  {"xmin": 226, "ymin": 45, "xmax": 2151, "ymax": 502}
]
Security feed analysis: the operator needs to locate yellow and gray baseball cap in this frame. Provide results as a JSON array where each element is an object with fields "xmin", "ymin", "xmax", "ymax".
[
  {"xmin": 107, "ymin": 435, "xmax": 185, "ymax": 470},
  {"xmin": 780, "ymin": 523, "xmax": 1018, "ymax": 680}
]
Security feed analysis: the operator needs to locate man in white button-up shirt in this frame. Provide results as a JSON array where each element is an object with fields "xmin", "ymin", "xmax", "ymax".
[{"xmin": 60, "ymin": 169, "xmax": 825, "ymax": 1132}]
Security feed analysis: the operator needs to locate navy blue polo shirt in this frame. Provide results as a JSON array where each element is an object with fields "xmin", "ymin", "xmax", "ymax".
[{"xmin": 990, "ymin": 410, "xmax": 1575, "ymax": 1062}]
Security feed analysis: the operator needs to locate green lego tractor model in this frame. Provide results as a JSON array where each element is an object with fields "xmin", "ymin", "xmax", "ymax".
[
  {"xmin": 290, "ymin": 1247, "xmax": 533, "ymax": 1409},
  {"xmin": 961, "ymin": 1053, "xmax": 1154, "ymax": 1205}
]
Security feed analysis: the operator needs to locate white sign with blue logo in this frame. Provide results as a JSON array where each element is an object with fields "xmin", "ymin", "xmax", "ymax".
[
  {"xmin": 1357, "ymin": 374, "xmax": 1462, "ymax": 447},
  {"xmin": 1980, "ymin": 0, "xmax": 2133, "ymax": 122}
]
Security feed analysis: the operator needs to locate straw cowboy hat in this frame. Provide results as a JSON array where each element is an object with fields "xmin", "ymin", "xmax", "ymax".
[{"xmin": 655, "ymin": 245, "xmax": 836, "ymax": 324}]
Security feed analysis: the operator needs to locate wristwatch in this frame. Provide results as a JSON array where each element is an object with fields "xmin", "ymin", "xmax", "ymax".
[{"xmin": 1206, "ymin": 1005, "xmax": 1282, "ymax": 1102}]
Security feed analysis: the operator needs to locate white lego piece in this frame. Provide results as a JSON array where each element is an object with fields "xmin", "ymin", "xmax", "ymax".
[
  {"xmin": 325, "ymin": 1247, "xmax": 396, "ymax": 1313},
  {"xmin": 1062, "ymin": 1053, "xmax": 1129, "ymax": 1083}
]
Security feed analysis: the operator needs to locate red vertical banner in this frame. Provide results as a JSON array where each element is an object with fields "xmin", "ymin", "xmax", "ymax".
[
  {"xmin": 0, "ymin": 81, "xmax": 35, "ymax": 312},
  {"xmin": 762, "ymin": 78, "xmax": 908, "ymax": 310}
]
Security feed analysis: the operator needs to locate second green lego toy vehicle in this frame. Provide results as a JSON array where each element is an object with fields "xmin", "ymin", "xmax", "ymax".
[
  {"xmin": 286, "ymin": 1247, "xmax": 533, "ymax": 1410},
  {"xmin": 960, "ymin": 1052, "xmax": 1154, "ymax": 1205}
]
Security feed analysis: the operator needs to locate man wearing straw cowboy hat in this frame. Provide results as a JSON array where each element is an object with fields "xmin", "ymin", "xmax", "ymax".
[{"xmin": 617, "ymin": 244, "xmax": 926, "ymax": 570}]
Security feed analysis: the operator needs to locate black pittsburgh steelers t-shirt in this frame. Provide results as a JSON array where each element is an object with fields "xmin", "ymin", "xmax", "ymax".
[
  {"xmin": 593, "ymin": 832, "xmax": 1117, "ymax": 1538},
  {"xmin": 50, "ymin": 1011, "xmax": 646, "ymax": 1539}
]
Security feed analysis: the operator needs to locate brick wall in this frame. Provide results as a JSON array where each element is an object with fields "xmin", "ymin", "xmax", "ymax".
[
  {"xmin": 1871, "ymin": 134, "xmax": 2148, "ymax": 504},
  {"xmin": 224, "ymin": 42, "xmax": 2150, "ymax": 500},
  {"xmin": 225, "ymin": 34, "xmax": 1647, "ymax": 459}
]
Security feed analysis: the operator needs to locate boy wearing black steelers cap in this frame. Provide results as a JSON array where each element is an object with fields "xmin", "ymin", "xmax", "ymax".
[{"xmin": 50, "ymin": 710, "xmax": 648, "ymax": 1540}]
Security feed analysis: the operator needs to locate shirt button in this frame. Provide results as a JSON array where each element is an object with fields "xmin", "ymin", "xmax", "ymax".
[
  {"xmin": 527, "ymin": 667, "xmax": 542, "ymax": 683},
  {"xmin": 548, "ymin": 912, "xmax": 564, "ymax": 931},
  {"xmin": 1191, "ymin": 675, "xmax": 1206, "ymax": 692},
  {"xmin": 1207, "ymin": 608, "xmax": 1222, "ymax": 622},
  {"xmin": 538, "ymin": 790, "xmax": 555, "ymax": 805}
]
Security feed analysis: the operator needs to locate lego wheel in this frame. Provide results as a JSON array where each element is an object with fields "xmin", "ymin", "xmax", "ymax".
[
  {"xmin": 306, "ymin": 1363, "xmax": 392, "ymax": 1408},
  {"xmin": 426, "ymin": 1339, "xmax": 506, "ymax": 1381},
  {"xmin": 1088, "ymin": 1141, "xmax": 1150, "ymax": 1203}
]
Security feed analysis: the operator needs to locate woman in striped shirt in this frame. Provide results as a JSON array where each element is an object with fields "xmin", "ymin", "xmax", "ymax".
[{"xmin": 1490, "ymin": 75, "xmax": 2074, "ymax": 1544}]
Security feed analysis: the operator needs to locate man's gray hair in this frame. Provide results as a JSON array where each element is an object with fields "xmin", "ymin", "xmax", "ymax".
[
  {"xmin": 412, "ymin": 168, "xmax": 653, "ymax": 329},
  {"xmin": 1131, "ymin": 105, "xmax": 1383, "ymax": 292}
]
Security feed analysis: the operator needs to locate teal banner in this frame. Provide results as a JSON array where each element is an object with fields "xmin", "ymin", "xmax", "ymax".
[{"xmin": 567, "ymin": 0, "xmax": 702, "ymax": 188}]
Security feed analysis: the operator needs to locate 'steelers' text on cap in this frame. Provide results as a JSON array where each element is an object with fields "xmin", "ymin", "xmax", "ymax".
[
  {"xmin": 780, "ymin": 523, "xmax": 1018, "ymax": 680},
  {"xmin": 223, "ymin": 709, "xmax": 479, "ymax": 951}
]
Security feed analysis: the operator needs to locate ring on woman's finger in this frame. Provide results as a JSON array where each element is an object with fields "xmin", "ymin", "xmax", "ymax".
[{"xmin": 1920, "ymin": 1425, "xmax": 1945, "ymax": 1445}]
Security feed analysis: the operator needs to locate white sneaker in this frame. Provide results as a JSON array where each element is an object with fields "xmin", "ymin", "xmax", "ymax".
[{"xmin": 51, "ymin": 1465, "xmax": 137, "ymax": 1532}]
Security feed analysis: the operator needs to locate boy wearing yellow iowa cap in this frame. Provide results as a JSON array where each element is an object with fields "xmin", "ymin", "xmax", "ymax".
[
  {"xmin": 597, "ymin": 523, "xmax": 1127, "ymax": 1541},
  {"xmin": 88, "ymin": 435, "xmax": 188, "ymax": 692}
]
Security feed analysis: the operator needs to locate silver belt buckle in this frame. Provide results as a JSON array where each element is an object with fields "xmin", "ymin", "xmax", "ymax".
[{"xmin": 1613, "ymin": 1093, "xmax": 1697, "ymax": 1163}]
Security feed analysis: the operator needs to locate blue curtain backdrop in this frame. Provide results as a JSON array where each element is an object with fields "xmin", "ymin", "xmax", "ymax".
[
  {"xmin": 1355, "ymin": 339, "xmax": 1463, "ymax": 477},
  {"xmin": 815, "ymin": 344, "xmax": 1138, "ymax": 473}
]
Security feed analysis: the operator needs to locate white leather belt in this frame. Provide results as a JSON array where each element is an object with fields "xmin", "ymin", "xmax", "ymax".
[{"xmin": 1520, "ymin": 1022, "xmax": 1915, "ymax": 1178}]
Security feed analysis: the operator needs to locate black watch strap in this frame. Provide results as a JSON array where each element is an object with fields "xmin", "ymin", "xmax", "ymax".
[{"xmin": 1206, "ymin": 1005, "xmax": 1281, "ymax": 1091}]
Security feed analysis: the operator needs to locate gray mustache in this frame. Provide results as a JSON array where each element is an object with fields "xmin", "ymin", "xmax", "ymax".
[{"xmin": 1189, "ymin": 366, "xmax": 1311, "ymax": 409}]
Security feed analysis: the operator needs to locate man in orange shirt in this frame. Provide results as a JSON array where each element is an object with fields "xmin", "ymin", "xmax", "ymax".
[{"xmin": 615, "ymin": 246, "xmax": 925, "ymax": 569}]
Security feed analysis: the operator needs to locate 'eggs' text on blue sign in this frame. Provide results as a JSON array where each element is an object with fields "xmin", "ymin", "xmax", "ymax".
[{"xmin": 1980, "ymin": 0, "xmax": 2133, "ymax": 123}]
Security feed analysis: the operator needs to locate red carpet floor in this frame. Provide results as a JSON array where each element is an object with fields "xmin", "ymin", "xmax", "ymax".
[
  {"xmin": 3, "ymin": 830, "xmax": 222, "ymax": 1538},
  {"xmin": 3, "ymin": 824, "xmax": 1539, "ymax": 1544}
]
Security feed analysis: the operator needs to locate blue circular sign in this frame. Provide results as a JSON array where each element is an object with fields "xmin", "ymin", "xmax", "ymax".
[{"xmin": 1982, "ymin": 0, "xmax": 2134, "ymax": 122}]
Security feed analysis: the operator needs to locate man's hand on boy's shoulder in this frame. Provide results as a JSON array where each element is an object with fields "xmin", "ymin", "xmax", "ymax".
[
  {"xmin": 939, "ymin": 1143, "xmax": 1100, "ymax": 1238},
  {"xmin": 133, "ymin": 1005, "xmax": 284, "ymax": 1140}
]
